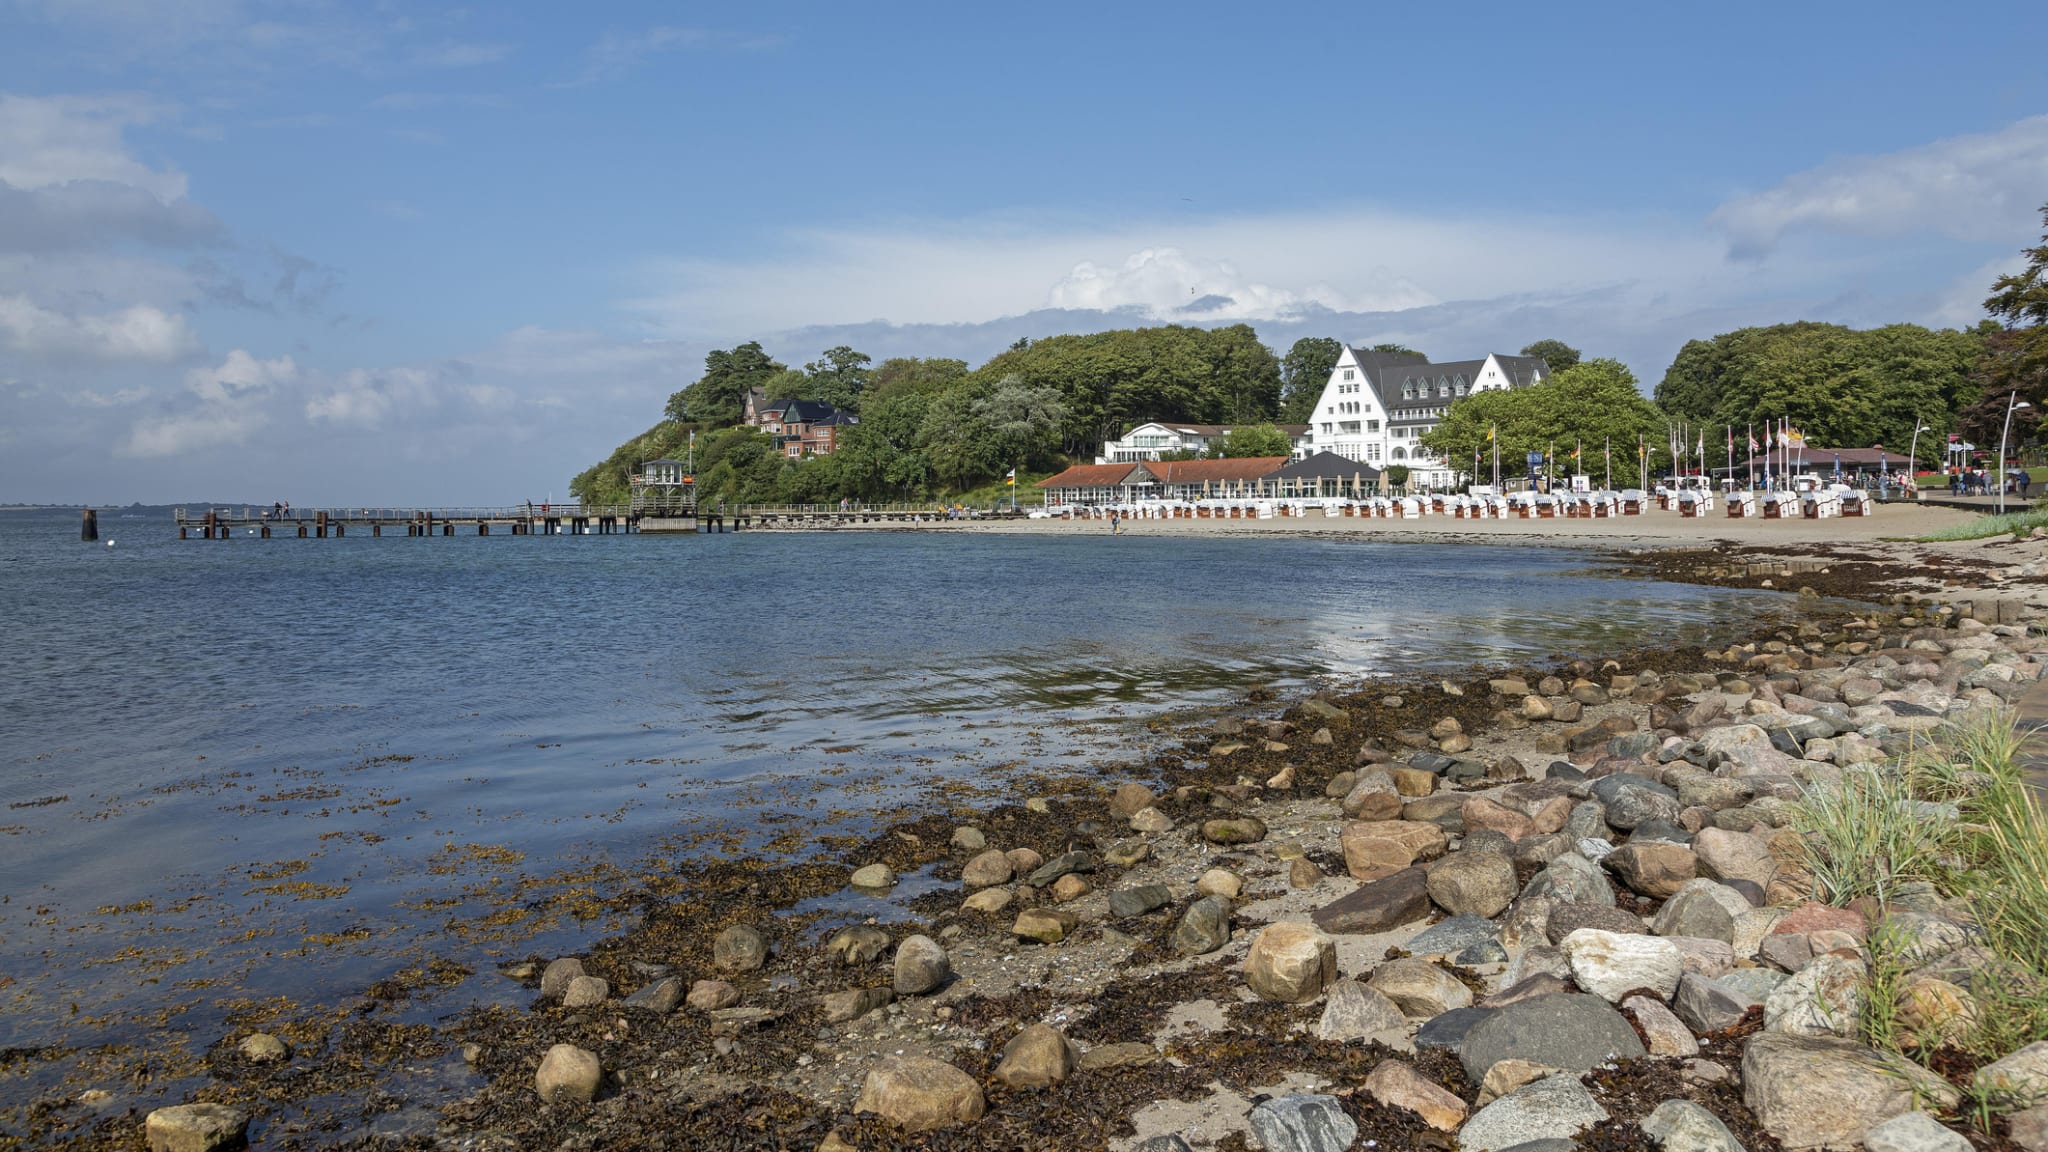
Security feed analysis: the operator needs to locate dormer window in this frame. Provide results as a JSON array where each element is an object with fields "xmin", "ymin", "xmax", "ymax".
[{"xmin": 1342, "ymin": 368, "xmax": 1355, "ymax": 381}]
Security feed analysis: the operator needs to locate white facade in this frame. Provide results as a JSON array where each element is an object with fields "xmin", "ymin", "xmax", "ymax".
[
  {"xmin": 1098, "ymin": 421, "xmax": 1310, "ymax": 464},
  {"xmin": 1302, "ymin": 348, "xmax": 1548, "ymax": 489}
]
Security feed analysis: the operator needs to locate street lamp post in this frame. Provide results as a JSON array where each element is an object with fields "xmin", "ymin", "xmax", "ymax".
[
  {"xmin": 1907, "ymin": 421, "xmax": 1930, "ymax": 491},
  {"xmin": 1999, "ymin": 393, "xmax": 2031, "ymax": 515}
]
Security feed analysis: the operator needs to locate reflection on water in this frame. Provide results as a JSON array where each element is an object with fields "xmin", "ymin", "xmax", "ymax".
[{"xmin": 0, "ymin": 514, "xmax": 1811, "ymax": 1074}]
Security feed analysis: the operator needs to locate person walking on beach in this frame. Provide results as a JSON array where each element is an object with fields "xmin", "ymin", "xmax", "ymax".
[
  {"xmin": 1109, "ymin": 510, "xmax": 1121, "ymax": 535},
  {"xmin": 2021, "ymin": 470, "xmax": 2033, "ymax": 499}
]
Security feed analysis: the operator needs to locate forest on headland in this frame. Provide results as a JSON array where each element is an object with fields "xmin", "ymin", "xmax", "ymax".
[{"xmin": 570, "ymin": 208, "xmax": 2048, "ymax": 506}]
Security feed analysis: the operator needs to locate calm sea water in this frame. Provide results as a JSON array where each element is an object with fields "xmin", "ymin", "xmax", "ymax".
[{"xmin": 0, "ymin": 509, "xmax": 1804, "ymax": 1101}]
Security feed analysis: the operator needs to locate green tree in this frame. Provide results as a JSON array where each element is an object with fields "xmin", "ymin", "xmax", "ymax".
[
  {"xmin": 664, "ymin": 341, "xmax": 786, "ymax": 426},
  {"xmin": 1960, "ymin": 205, "xmax": 2048, "ymax": 447},
  {"xmin": 1520, "ymin": 339, "xmax": 1581, "ymax": 370},
  {"xmin": 1210, "ymin": 423, "xmax": 1295, "ymax": 458},
  {"xmin": 803, "ymin": 346, "xmax": 875, "ymax": 413},
  {"xmin": 1384, "ymin": 464, "xmax": 1410, "ymax": 490},
  {"xmin": 1422, "ymin": 358, "xmax": 1667, "ymax": 481},
  {"xmin": 1654, "ymin": 322, "xmax": 1983, "ymax": 464},
  {"xmin": 1370, "ymin": 343, "xmax": 1424, "ymax": 359},
  {"xmin": 1280, "ymin": 336, "xmax": 1342, "ymax": 424},
  {"xmin": 869, "ymin": 357, "xmax": 969, "ymax": 401},
  {"xmin": 972, "ymin": 375, "xmax": 1069, "ymax": 472}
]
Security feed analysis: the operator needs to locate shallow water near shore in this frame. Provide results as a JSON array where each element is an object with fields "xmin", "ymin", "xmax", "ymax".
[{"xmin": 1, "ymin": 509, "xmax": 1818, "ymax": 1123}]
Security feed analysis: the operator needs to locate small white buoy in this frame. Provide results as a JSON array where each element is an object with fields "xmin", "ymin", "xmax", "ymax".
[{"xmin": 106, "ymin": 540, "xmax": 115, "ymax": 547}]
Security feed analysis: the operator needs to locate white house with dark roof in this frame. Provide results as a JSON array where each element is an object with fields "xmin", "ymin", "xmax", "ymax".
[
  {"xmin": 1301, "ymin": 347, "xmax": 1550, "ymax": 489},
  {"xmin": 1097, "ymin": 421, "xmax": 1311, "ymax": 463}
]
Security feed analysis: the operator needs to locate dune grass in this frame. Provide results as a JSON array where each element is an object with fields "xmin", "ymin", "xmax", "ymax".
[
  {"xmin": 1796, "ymin": 709, "xmax": 2048, "ymax": 1093},
  {"xmin": 1915, "ymin": 506, "xmax": 2048, "ymax": 541}
]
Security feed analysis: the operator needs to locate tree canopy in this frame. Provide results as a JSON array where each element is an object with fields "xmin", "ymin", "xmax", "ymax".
[
  {"xmin": 1210, "ymin": 423, "xmax": 1294, "ymax": 458},
  {"xmin": 1520, "ymin": 339, "xmax": 1581, "ymax": 370},
  {"xmin": 1279, "ymin": 336, "xmax": 1342, "ymax": 423},
  {"xmin": 1654, "ymin": 322, "xmax": 1985, "ymax": 465},
  {"xmin": 665, "ymin": 341, "xmax": 785, "ymax": 426},
  {"xmin": 975, "ymin": 324, "xmax": 1282, "ymax": 456},
  {"xmin": 1421, "ymin": 359, "xmax": 1668, "ymax": 481},
  {"xmin": 1958, "ymin": 204, "xmax": 2048, "ymax": 447}
]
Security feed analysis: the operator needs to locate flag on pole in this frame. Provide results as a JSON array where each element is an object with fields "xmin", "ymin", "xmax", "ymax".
[
  {"xmin": 1486, "ymin": 425, "xmax": 1496, "ymax": 441},
  {"xmin": 1005, "ymin": 467, "xmax": 1017, "ymax": 486}
]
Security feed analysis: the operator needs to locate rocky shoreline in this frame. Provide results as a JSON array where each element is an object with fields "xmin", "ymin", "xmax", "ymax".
[{"xmin": 45, "ymin": 548, "xmax": 2048, "ymax": 1152}]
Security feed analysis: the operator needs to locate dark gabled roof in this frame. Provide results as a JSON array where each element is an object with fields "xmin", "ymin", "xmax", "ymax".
[
  {"xmin": 776, "ymin": 399, "xmax": 840, "ymax": 422},
  {"xmin": 1491, "ymin": 354, "xmax": 1549, "ymax": 386},
  {"xmin": 1270, "ymin": 451, "xmax": 1382, "ymax": 481},
  {"xmin": 814, "ymin": 411, "xmax": 859, "ymax": 426}
]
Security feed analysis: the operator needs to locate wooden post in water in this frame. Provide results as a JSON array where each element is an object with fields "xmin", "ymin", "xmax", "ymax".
[
  {"xmin": 204, "ymin": 511, "xmax": 216, "ymax": 539},
  {"xmin": 316, "ymin": 510, "xmax": 329, "ymax": 538},
  {"xmin": 260, "ymin": 523, "xmax": 270, "ymax": 538},
  {"xmin": 81, "ymin": 508, "xmax": 98, "ymax": 541}
]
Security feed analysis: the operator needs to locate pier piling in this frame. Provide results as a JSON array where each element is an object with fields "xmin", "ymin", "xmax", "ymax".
[{"xmin": 81, "ymin": 509, "xmax": 97, "ymax": 542}]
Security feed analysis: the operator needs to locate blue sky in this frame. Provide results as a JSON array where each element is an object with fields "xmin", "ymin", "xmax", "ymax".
[{"xmin": 3, "ymin": 1, "xmax": 2047, "ymax": 503}]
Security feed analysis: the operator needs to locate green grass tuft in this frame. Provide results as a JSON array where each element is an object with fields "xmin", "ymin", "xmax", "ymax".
[{"xmin": 1915, "ymin": 506, "xmax": 2048, "ymax": 541}]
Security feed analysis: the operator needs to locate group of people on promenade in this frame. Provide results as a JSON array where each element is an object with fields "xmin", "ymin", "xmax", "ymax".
[{"xmin": 1948, "ymin": 468, "xmax": 2032, "ymax": 497}]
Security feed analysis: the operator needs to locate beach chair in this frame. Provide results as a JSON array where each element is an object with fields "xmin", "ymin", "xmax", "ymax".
[
  {"xmin": 1840, "ymin": 490, "xmax": 1873, "ymax": 517},
  {"xmin": 1727, "ymin": 491, "xmax": 1759, "ymax": 518},
  {"xmin": 1620, "ymin": 490, "xmax": 1646, "ymax": 515},
  {"xmin": 1397, "ymin": 497, "xmax": 1421, "ymax": 519}
]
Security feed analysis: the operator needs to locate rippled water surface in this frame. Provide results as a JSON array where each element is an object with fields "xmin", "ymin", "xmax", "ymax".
[{"xmin": 0, "ymin": 509, "xmax": 1806, "ymax": 1074}]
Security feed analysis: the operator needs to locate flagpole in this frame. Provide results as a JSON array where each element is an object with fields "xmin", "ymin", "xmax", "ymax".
[{"xmin": 1605, "ymin": 436, "xmax": 1611, "ymax": 491}]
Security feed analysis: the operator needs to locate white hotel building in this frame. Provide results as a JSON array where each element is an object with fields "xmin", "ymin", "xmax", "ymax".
[{"xmin": 1302, "ymin": 347, "xmax": 1550, "ymax": 489}]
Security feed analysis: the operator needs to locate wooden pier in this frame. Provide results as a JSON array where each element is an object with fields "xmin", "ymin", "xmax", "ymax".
[{"xmin": 171, "ymin": 503, "xmax": 1019, "ymax": 539}]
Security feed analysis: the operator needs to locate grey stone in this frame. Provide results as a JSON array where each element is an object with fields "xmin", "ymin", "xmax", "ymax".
[
  {"xmin": 1368, "ymin": 956, "xmax": 1474, "ymax": 1018},
  {"xmin": 820, "ymin": 985, "xmax": 893, "ymax": 1023},
  {"xmin": 1317, "ymin": 979, "xmax": 1408, "ymax": 1042},
  {"xmin": 1312, "ymin": 866, "xmax": 1431, "ymax": 934},
  {"xmin": 1027, "ymin": 850, "xmax": 1094, "ymax": 887},
  {"xmin": 1862, "ymin": 1111, "xmax": 1971, "ymax": 1152},
  {"xmin": 1714, "ymin": 968, "xmax": 1787, "ymax": 1003},
  {"xmin": 1565, "ymin": 801, "xmax": 1612, "ymax": 842},
  {"xmin": 1650, "ymin": 879, "xmax": 1750, "ymax": 944},
  {"xmin": 1641, "ymin": 1098, "xmax": 1746, "ymax": 1152},
  {"xmin": 1628, "ymin": 820, "xmax": 1692, "ymax": 846},
  {"xmin": 1591, "ymin": 773, "xmax": 1677, "ymax": 805},
  {"xmin": 1171, "ymin": 895, "xmax": 1232, "ymax": 955},
  {"xmin": 1546, "ymin": 902, "xmax": 1648, "ymax": 945},
  {"xmin": 1674, "ymin": 972, "xmax": 1755, "ymax": 1033},
  {"xmin": 892, "ymin": 934, "xmax": 951, "ymax": 996},
  {"xmin": 540, "ymin": 957, "xmax": 584, "ymax": 999},
  {"xmin": 1976, "ymin": 1040, "xmax": 2048, "ymax": 1109},
  {"xmin": 620, "ymin": 976, "xmax": 682, "ymax": 1014},
  {"xmin": 1458, "ymin": 1074, "xmax": 1610, "ymax": 1152},
  {"xmin": 1459, "ymin": 938, "xmax": 1511, "ymax": 966},
  {"xmin": 1108, "ymin": 884, "xmax": 1173, "ymax": 918},
  {"xmin": 713, "ymin": 925, "xmax": 768, "ymax": 972},
  {"xmin": 1764, "ymin": 953, "xmax": 1865, "ymax": 1038},
  {"xmin": 826, "ymin": 925, "xmax": 892, "ymax": 966},
  {"xmin": 1527, "ymin": 851, "xmax": 1613, "ymax": 907},
  {"xmin": 1416, "ymin": 1006, "xmax": 1496, "ymax": 1050},
  {"xmin": 1248, "ymin": 1094, "xmax": 1358, "ymax": 1152},
  {"xmin": 561, "ymin": 975, "xmax": 609, "ymax": 1009},
  {"xmin": 1428, "ymin": 850, "xmax": 1520, "ymax": 918},
  {"xmin": 535, "ymin": 1043, "xmax": 602, "ymax": 1104},
  {"xmin": 1561, "ymin": 928, "xmax": 1682, "ymax": 1002},
  {"xmin": 1409, "ymin": 914, "xmax": 1500, "ymax": 955},
  {"xmin": 1134, "ymin": 1137, "xmax": 1195, "ymax": 1152},
  {"xmin": 1458, "ymin": 994, "xmax": 1647, "ymax": 1082}
]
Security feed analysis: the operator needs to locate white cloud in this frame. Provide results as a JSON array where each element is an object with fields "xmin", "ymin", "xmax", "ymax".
[
  {"xmin": 0, "ymin": 293, "xmax": 198, "ymax": 361},
  {"xmin": 184, "ymin": 347, "xmax": 295, "ymax": 403},
  {"xmin": 1711, "ymin": 115, "xmax": 2048, "ymax": 256},
  {"xmin": 554, "ymin": 25, "xmax": 781, "ymax": 86},
  {"xmin": 625, "ymin": 207, "xmax": 1721, "ymax": 337},
  {"xmin": 121, "ymin": 405, "xmax": 264, "ymax": 457},
  {"xmin": 0, "ymin": 92, "xmax": 186, "ymax": 199},
  {"xmin": 303, "ymin": 365, "xmax": 436, "ymax": 429}
]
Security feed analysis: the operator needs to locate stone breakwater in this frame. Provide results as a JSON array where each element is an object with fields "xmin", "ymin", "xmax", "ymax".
[{"xmin": 124, "ymin": 598, "xmax": 2048, "ymax": 1152}]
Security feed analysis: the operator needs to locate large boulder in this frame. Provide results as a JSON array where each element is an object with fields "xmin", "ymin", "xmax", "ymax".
[
  {"xmin": 1640, "ymin": 1098, "xmax": 1745, "ymax": 1152},
  {"xmin": 713, "ymin": 925, "xmax": 768, "ymax": 972},
  {"xmin": 144, "ymin": 1104, "xmax": 250, "ymax": 1152},
  {"xmin": 961, "ymin": 849, "xmax": 1014, "ymax": 888},
  {"xmin": 893, "ymin": 935, "xmax": 951, "ymax": 996},
  {"xmin": 1247, "ymin": 1094, "xmax": 1357, "ymax": 1152},
  {"xmin": 1368, "ymin": 957, "xmax": 1474, "ymax": 1018},
  {"xmin": 1692, "ymin": 827, "xmax": 1779, "ymax": 888},
  {"xmin": 1764, "ymin": 953, "xmax": 1865, "ymax": 1038},
  {"xmin": 1700, "ymin": 724, "xmax": 1800, "ymax": 776},
  {"xmin": 1742, "ymin": 1033, "xmax": 1961, "ymax": 1150},
  {"xmin": 535, "ymin": 1044, "xmax": 603, "ymax": 1105},
  {"xmin": 855, "ymin": 1056, "xmax": 986, "ymax": 1131},
  {"xmin": 1341, "ymin": 820, "xmax": 1446, "ymax": 877},
  {"xmin": 1343, "ymin": 770, "xmax": 1404, "ymax": 820},
  {"xmin": 1603, "ymin": 841, "xmax": 1697, "ymax": 899},
  {"xmin": 1456, "ymin": 1074, "xmax": 1610, "ymax": 1152},
  {"xmin": 1171, "ymin": 895, "xmax": 1232, "ymax": 955},
  {"xmin": 1364, "ymin": 1060, "xmax": 1468, "ymax": 1131},
  {"xmin": 1246, "ymin": 921, "xmax": 1338, "ymax": 1003},
  {"xmin": 1976, "ymin": 1041, "xmax": 2048, "ymax": 1110},
  {"xmin": 1312, "ymin": 866, "xmax": 1430, "ymax": 934},
  {"xmin": 1317, "ymin": 979, "xmax": 1408, "ymax": 1043},
  {"xmin": 1862, "ymin": 1112, "xmax": 1972, "ymax": 1152},
  {"xmin": 1457, "ymin": 993, "xmax": 1646, "ymax": 1082},
  {"xmin": 1427, "ymin": 850, "xmax": 1519, "ymax": 918},
  {"xmin": 993, "ymin": 1023, "xmax": 1076, "ymax": 1089},
  {"xmin": 1651, "ymin": 879, "xmax": 1750, "ymax": 944},
  {"xmin": 1562, "ymin": 929, "xmax": 1682, "ymax": 1003}
]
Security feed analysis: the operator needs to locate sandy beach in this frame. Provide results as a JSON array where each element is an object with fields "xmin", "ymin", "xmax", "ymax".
[{"xmin": 955, "ymin": 500, "xmax": 1979, "ymax": 548}]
